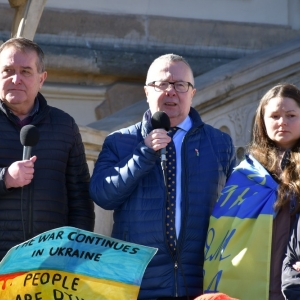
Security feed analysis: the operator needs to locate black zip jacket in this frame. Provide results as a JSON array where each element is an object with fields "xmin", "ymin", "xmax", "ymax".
[{"xmin": 0, "ymin": 93, "xmax": 95, "ymax": 260}]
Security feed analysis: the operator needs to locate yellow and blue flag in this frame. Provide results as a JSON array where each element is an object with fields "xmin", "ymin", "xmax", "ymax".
[
  {"xmin": 0, "ymin": 226, "xmax": 157, "ymax": 299},
  {"xmin": 203, "ymin": 155, "xmax": 278, "ymax": 300}
]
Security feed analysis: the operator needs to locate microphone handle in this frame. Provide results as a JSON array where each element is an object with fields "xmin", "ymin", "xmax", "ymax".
[{"xmin": 23, "ymin": 146, "xmax": 32, "ymax": 160}]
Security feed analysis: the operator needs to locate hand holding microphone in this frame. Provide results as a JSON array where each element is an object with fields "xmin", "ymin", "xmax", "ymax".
[
  {"xmin": 4, "ymin": 125, "xmax": 39, "ymax": 189},
  {"xmin": 146, "ymin": 111, "xmax": 171, "ymax": 151},
  {"xmin": 145, "ymin": 111, "xmax": 171, "ymax": 170}
]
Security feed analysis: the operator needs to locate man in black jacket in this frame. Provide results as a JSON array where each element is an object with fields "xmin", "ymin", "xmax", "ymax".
[{"xmin": 0, "ymin": 37, "xmax": 95, "ymax": 260}]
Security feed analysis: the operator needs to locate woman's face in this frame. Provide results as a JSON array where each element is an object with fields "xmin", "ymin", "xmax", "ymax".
[{"xmin": 263, "ymin": 97, "xmax": 300, "ymax": 150}]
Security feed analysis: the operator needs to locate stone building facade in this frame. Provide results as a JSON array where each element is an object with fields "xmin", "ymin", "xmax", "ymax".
[{"xmin": 1, "ymin": 0, "xmax": 300, "ymax": 235}]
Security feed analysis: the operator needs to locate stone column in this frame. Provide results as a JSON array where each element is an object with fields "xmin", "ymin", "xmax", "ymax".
[{"xmin": 9, "ymin": 0, "xmax": 47, "ymax": 39}]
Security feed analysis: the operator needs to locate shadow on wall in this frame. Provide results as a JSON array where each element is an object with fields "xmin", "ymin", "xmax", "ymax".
[{"xmin": 95, "ymin": 82, "xmax": 145, "ymax": 120}]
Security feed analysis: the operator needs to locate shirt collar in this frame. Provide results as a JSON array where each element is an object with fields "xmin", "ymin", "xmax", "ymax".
[
  {"xmin": 175, "ymin": 115, "xmax": 192, "ymax": 132},
  {"xmin": 29, "ymin": 97, "xmax": 39, "ymax": 116},
  {"xmin": 1, "ymin": 97, "xmax": 39, "ymax": 127},
  {"xmin": 1, "ymin": 97, "xmax": 39, "ymax": 118}
]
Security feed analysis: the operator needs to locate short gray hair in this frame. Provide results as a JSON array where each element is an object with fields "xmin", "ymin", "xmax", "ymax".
[
  {"xmin": 0, "ymin": 37, "xmax": 45, "ymax": 73},
  {"xmin": 146, "ymin": 53, "xmax": 194, "ymax": 84}
]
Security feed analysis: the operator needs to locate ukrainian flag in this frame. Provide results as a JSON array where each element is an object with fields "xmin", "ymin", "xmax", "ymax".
[{"xmin": 203, "ymin": 155, "xmax": 277, "ymax": 300}]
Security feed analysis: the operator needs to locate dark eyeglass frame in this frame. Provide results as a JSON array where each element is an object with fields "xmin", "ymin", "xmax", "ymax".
[{"xmin": 146, "ymin": 81, "xmax": 194, "ymax": 93}]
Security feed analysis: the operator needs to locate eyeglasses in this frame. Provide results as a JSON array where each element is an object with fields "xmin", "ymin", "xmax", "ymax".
[{"xmin": 146, "ymin": 81, "xmax": 194, "ymax": 93}]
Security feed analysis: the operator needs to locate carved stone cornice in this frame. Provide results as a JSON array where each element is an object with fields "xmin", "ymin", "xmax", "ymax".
[{"xmin": 193, "ymin": 36, "xmax": 300, "ymax": 115}]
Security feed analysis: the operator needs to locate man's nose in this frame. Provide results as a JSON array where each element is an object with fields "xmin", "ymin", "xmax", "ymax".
[
  {"xmin": 166, "ymin": 83, "xmax": 175, "ymax": 90},
  {"xmin": 11, "ymin": 73, "xmax": 21, "ymax": 84},
  {"xmin": 165, "ymin": 83, "xmax": 176, "ymax": 95}
]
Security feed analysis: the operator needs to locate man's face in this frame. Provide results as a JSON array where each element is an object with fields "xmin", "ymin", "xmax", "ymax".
[
  {"xmin": 144, "ymin": 60, "xmax": 196, "ymax": 127},
  {"xmin": 0, "ymin": 45, "xmax": 47, "ymax": 113}
]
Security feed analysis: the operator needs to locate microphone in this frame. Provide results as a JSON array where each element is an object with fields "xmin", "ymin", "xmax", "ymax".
[
  {"xmin": 20, "ymin": 125, "xmax": 40, "ymax": 160},
  {"xmin": 151, "ymin": 111, "xmax": 170, "ymax": 167}
]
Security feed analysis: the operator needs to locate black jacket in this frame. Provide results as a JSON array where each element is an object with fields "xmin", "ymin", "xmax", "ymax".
[
  {"xmin": 0, "ymin": 93, "xmax": 95, "ymax": 260},
  {"xmin": 282, "ymin": 215, "xmax": 300, "ymax": 300}
]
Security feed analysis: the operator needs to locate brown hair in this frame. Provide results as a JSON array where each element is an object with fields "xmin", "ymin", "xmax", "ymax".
[
  {"xmin": 249, "ymin": 83, "xmax": 300, "ymax": 213},
  {"xmin": 0, "ymin": 37, "xmax": 45, "ymax": 73}
]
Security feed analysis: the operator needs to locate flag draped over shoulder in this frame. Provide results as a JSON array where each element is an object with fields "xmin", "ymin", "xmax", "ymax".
[
  {"xmin": 203, "ymin": 155, "xmax": 278, "ymax": 300},
  {"xmin": 0, "ymin": 226, "xmax": 157, "ymax": 300}
]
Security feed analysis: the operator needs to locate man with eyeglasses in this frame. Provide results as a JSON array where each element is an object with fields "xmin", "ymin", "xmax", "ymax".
[{"xmin": 90, "ymin": 54, "xmax": 236, "ymax": 299}]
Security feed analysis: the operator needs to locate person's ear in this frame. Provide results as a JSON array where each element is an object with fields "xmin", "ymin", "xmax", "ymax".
[
  {"xmin": 39, "ymin": 71, "xmax": 47, "ymax": 88},
  {"xmin": 191, "ymin": 88, "xmax": 196, "ymax": 98},
  {"xmin": 144, "ymin": 85, "xmax": 149, "ymax": 97}
]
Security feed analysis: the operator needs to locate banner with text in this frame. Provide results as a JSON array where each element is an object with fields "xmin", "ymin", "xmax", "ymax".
[
  {"xmin": 203, "ymin": 155, "xmax": 278, "ymax": 300},
  {"xmin": 0, "ymin": 226, "xmax": 157, "ymax": 300}
]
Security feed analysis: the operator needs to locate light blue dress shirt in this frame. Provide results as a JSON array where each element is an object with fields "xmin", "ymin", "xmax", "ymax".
[{"xmin": 172, "ymin": 115, "xmax": 192, "ymax": 237}]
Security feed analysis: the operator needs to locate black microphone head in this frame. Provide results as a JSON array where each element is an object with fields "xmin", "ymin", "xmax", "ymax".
[
  {"xmin": 20, "ymin": 125, "xmax": 40, "ymax": 147},
  {"xmin": 151, "ymin": 111, "xmax": 170, "ymax": 131}
]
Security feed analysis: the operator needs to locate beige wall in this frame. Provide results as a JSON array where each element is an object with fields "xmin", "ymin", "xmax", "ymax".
[
  {"xmin": 79, "ymin": 126, "xmax": 113, "ymax": 236},
  {"xmin": 41, "ymin": 84, "xmax": 106, "ymax": 126},
  {"xmin": 1, "ymin": 0, "xmax": 299, "ymax": 28},
  {"xmin": 42, "ymin": 0, "xmax": 298, "ymax": 28},
  {"xmin": 1, "ymin": 0, "xmax": 299, "ymax": 127}
]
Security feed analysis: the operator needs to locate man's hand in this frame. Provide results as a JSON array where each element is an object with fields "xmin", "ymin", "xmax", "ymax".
[
  {"xmin": 144, "ymin": 129, "xmax": 171, "ymax": 151},
  {"xmin": 4, "ymin": 156, "xmax": 37, "ymax": 189}
]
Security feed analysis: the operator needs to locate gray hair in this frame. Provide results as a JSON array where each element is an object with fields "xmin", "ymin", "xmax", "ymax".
[
  {"xmin": 0, "ymin": 37, "xmax": 45, "ymax": 73},
  {"xmin": 146, "ymin": 53, "xmax": 194, "ymax": 84}
]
